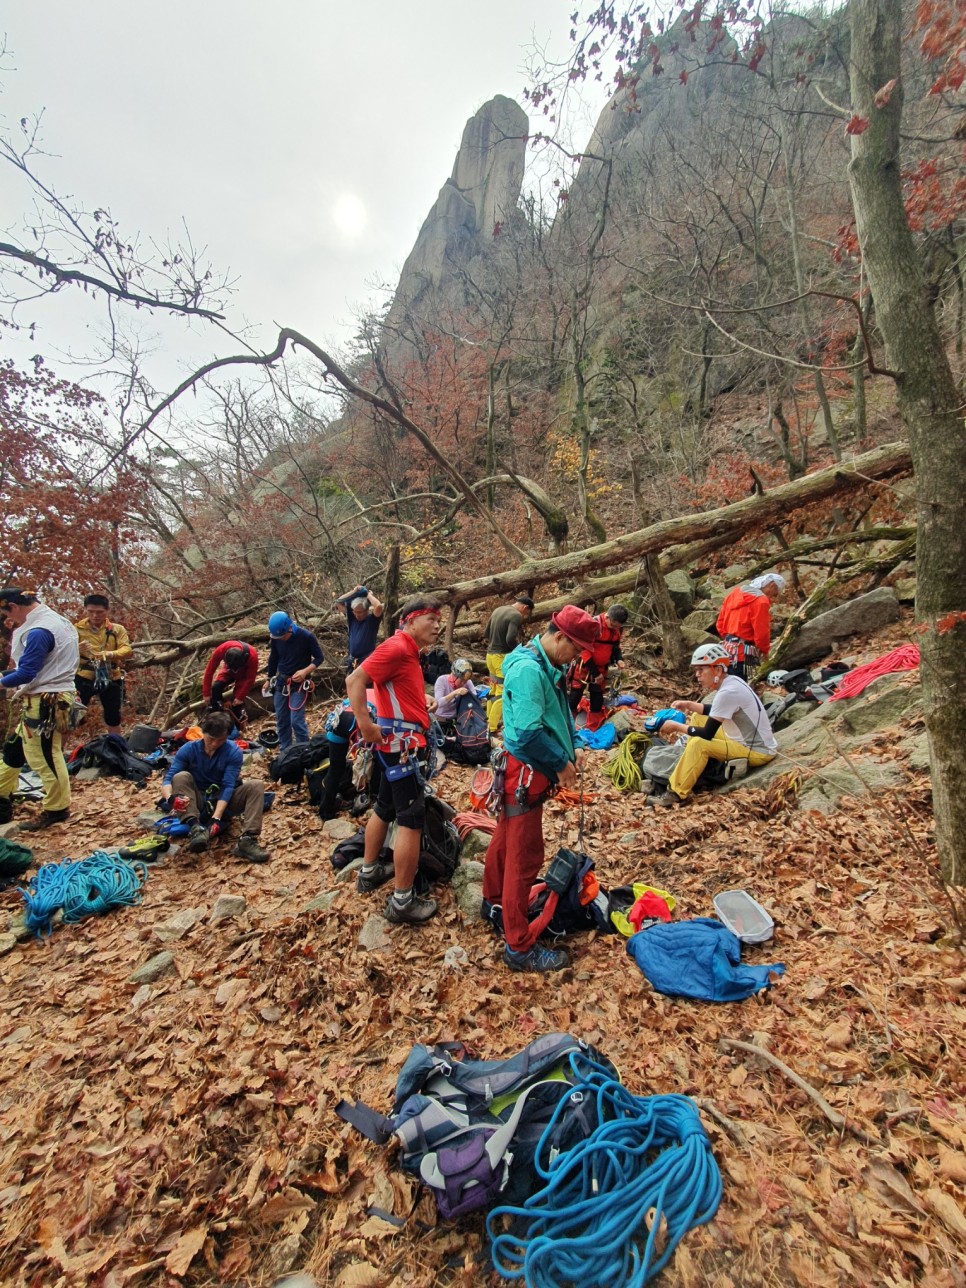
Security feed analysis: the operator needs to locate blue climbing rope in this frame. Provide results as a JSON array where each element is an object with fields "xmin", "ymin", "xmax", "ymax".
[
  {"xmin": 20, "ymin": 851, "xmax": 149, "ymax": 937},
  {"xmin": 487, "ymin": 1058, "xmax": 722, "ymax": 1288}
]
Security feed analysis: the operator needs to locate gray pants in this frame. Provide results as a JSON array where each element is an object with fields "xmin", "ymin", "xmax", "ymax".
[{"xmin": 170, "ymin": 771, "xmax": 264, "ymax": 834}]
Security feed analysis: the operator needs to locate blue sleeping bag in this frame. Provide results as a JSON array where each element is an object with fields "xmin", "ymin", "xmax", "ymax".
[{"xmin": 626, "ymin": 918, "xmax": 784, "ymax": 1002}]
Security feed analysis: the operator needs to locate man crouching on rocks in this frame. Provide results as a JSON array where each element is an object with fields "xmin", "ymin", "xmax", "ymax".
[
  {"xmin": 159, "ymin": 711, "xmax": 270, "ymax": 863},
  {"xmin": 346, "ymin": 596, "xmax": 441, "ymax": 926}
]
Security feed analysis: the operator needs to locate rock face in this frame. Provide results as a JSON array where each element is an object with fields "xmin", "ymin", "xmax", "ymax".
[
  {"xmin": 782, "ymin": 589, "xmax": 902, "ymax": 667},
  {"xmin": 385, "ymin": 96, "xmax": 528, "ymax": 352}
]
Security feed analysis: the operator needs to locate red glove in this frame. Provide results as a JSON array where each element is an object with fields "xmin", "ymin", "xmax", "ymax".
[{"xmin": 209, "ymin": 820, "xmax": 223, "ymax": 839}]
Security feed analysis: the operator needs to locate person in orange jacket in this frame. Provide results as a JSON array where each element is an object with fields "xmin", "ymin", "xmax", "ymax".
[
  {"xmin": 568, "ymin": 604, "xmax": 628, "ymax": 730},
  {"xmin": 715, "ymin": 573, "xmax": 785, "ymax": 678}
]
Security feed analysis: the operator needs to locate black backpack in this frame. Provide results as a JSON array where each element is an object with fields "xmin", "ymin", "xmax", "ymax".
[
  {"xmin": 451, "ymin": 691, "xmax": 490, "ymax": 765},
  {"xmin": 421, "ymin": 647, "xmax": 451, "ymax": 685},
  {"xmin": 419, "ymin": 794, "xmax": 461, "ymax": 883},
  {"xmin": 67, "ymin": 734, "xmax": 154, "ymax": 786},
  {"xmin": 269, "ymin": 733, "xmax": 330, "ymax": 785},
  {"xmin": 329, "ymin": 796, "xmax": 461, "ymax": 886}
]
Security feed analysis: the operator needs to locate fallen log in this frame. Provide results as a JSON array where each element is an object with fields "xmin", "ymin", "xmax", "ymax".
[{"xmin": 429, "ymin": 441, "xmax": 911, "ymax": 609}]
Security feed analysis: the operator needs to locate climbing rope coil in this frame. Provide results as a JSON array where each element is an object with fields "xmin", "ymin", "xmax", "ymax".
[
  {"xmin": 20, "ymin": 850, "xmax": 149, "ymax": 936},
  {"xmin": 487, "ymin": 1060, "xmax": 722, "ymax": 1288},
  {"xmin": 600, "ymin": 732, "xmax": 651, "ymax": 794}
]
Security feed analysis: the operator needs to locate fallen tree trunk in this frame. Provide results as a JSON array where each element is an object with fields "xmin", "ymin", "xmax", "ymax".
[{"xmin": 430, "ymin": 442, "xmax": 911, "ymax": 609}]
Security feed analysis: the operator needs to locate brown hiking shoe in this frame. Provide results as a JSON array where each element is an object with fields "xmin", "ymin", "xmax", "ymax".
[{"xmin": 234, "ymin": 833, "xmax": 270, "ymax": 864}]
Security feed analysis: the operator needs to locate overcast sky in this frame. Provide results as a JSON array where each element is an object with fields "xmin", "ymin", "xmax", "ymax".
[{"xmin": 1, "ymin": 1, "xmax": 601, "ymax": 392}]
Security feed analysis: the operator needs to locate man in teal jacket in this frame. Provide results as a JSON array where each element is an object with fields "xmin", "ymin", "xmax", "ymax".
[{"xmin": 482, "ymin": 606, "xmax": 599, "ymax": 973}]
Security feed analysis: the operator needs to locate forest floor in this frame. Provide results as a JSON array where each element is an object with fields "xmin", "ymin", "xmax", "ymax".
[{"xmin": 0, "ymin": 623, "xmax": 964, "ymax": 1288}]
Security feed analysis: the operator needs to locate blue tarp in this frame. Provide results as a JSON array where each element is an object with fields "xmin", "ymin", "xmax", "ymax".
[
  {"xmin": 574, "ymin": 723, "xmax": 619, "ymax": 750},
  {"xmin": 626, "ymin": 918, "xmax": 785, "ymax": 1002}
]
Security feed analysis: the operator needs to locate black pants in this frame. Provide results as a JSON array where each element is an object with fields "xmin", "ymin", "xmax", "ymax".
[{"xmin": 76, "ymin": 677, "xmax": 124, "ymax": 727}]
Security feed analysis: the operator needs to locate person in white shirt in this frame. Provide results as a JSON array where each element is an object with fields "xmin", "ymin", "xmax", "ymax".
[{"xmin": 648, "ymin": 642, "xmax": 777, "ymax": 809}]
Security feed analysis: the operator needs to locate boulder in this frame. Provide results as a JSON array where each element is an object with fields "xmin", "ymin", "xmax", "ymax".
[
  {"xmin": 130, "ymin": 951, "xmax": 175, "ymax": 985},
  {"xmin": 665, "ymin": 570, "xmax": 695, "ymax": 617},
  {"xmin": 322, "ymin": 818, "xmax": 357, "ymax": 841},
  {"xmin": 301, "ymin": 891, "xmax": 339, "ymax": 915},
  {"xmin": 682, "ymin": 608, "xmax": 718, "ymax": 635},
  {"xmin": 893, "ymin": 578, "xmax": 916, "ymax": 605},
  {"xmin": 459, "ymin": 831, "xmax": 490, "ymax": 862},
  {"xmin": 153, "ymin": 906, "xmax": 207, "ymax": 942},
  {"xmin": 210, "ymin": 894, "xmax": 248, "ymax": 924},
  {"xmin": 782, "ymin": 589, "xmax": 902, "ymax": 667},
  {"xmin": 836, "ymin": 681, "xmax": 922, "ymax": 736},
  {"xmin": 358, "ymin": 914, "xmax": 392, "ymax": 953},
  {"xmin": 908, "ymin": 733, "xmax": 930, "ymax": 772}
]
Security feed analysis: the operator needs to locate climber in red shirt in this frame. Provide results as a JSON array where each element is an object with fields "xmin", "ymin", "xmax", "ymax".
[{"xmin": 202, "ymin": 641, "xmax": 259, "ymax": 726}]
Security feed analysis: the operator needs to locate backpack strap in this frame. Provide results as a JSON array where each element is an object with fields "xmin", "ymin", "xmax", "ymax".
[{"xmin": 335, "ymin": 1098, "xmax": 395, "ymax": 1145}]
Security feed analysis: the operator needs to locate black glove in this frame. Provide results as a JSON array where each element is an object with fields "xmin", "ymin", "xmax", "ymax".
[{"xmin": 156, "ymin": 796, "xmax": 172, "ymax": 813}]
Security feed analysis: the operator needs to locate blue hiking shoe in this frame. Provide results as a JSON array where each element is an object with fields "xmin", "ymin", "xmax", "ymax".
[{"xmin": 504, "ymin": 943, "xmax": 572, "ymax": 973}]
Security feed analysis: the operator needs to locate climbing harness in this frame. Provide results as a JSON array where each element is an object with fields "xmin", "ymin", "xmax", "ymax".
[
  {"xmin": 20, "ymin": 851, "xmax": 149, "ymax": 936},
  {"xmin": 487, "ymin": 1060, "xmax": 722, "ymax": 1288}
]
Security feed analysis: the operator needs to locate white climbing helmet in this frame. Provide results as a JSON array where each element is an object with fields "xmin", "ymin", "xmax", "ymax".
[
  {"xmin": 767, "ymin": 669, "xmax": 789, "ymax": 688},
  {"xmin": 690, "ymin": 643, "xmax": 730, "ymax": 668}
]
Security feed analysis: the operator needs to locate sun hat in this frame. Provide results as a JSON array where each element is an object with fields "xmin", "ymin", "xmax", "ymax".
[{"xmin": 550, "ymin": 606, "xmax": 599, "ymax": 651}]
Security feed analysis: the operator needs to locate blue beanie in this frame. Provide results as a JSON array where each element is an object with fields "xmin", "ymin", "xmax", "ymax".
[{"xmin": 268, "ymin": 611, "xmax": 294, "ymax": 637}]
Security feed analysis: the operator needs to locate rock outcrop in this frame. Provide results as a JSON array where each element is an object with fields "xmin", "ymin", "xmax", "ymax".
[
  {"xmin": 781, "ymin": 588, "xmax": 902, "ymax": 667},
  {"xmin": 385, "ymin": 95, "xmax": 528, "ymax": 355}
]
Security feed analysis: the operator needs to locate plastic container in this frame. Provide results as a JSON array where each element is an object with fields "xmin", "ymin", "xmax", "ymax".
[{"xmin": 713, "ymin": 889, "xmax": 775, "ymax": 944}]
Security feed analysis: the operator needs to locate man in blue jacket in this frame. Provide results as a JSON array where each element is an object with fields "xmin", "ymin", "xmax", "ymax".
[
  {"xmin": 160, "ymin": 711, "xmax": 269, "ymax": 862},
  {"xmin": 265, "ymin": 611, "xmax": 324, "ymax": 750},
  {"xmin": 482, "ymin": 605, "xmax": 599, "ymax": 973}
]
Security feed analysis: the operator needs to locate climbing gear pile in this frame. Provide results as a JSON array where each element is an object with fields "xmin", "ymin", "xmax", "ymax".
[
  {"xmin": 487, "ymin": 1062, "xmax": 722, "ymax": 1288},
  {"xmin": 20, "ymin": 851, "xmax": 148, "ymax": 936}
]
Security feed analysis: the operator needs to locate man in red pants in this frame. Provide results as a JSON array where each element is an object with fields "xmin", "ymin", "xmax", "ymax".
[{"xmin": 482, "ymin": 606, "xmax": 599, "ymax": 973}]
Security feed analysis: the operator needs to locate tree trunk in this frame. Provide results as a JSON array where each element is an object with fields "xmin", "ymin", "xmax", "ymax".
[{"xmin": 848, "ymin": 0, "xmax": 966, "ymax": 891}]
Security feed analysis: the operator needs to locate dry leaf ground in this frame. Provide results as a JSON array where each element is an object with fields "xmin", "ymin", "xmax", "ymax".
[{"xmin": 1, "ymin": 633, "xmax": 964, "ymax": 1288}]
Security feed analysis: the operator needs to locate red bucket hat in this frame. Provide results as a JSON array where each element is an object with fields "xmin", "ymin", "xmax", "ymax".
[{"xmin": 550, "ymin": 605, "xmax": 599, "ymax": 651}]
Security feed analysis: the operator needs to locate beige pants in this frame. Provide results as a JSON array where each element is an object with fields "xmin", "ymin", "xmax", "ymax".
[{"xmin": 170, "ymin": 771, "xmax": 264, "ymax": 833}]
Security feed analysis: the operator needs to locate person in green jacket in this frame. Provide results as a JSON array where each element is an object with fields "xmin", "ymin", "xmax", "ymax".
[{"xmin": 482, "ymin": 606, "xmax": 599, "ymax": 974}]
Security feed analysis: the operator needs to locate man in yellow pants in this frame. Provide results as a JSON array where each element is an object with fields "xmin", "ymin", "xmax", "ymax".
[
  {"xmin": 0, "ymin": 588, "xmax": 80, "ymax": 830},
  {"xmin": 648, "ymin": 642, "xmax": 777, "ymax": 808},
  {"xmin": 484, "ymin": 595, "xmax": 533, "ymax": 733}
]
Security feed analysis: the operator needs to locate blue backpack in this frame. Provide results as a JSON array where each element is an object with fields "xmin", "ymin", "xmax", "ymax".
[{"xmin": 337, "ymin": 1034, "xmax": 615, "ymax": 1220}]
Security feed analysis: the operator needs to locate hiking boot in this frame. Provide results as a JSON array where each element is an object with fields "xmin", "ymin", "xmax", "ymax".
[
  {"xmin": 646, "ymin": 791, "xmax": 687, "ymax": 810},
  {"xmin": 234, "ymin": 833, "xmax": 270, "ymax": 864},
  {"xmin": 0, "ymin": 797, "xmax": 12, "ymax": 825},
  {"xmin": 357, "ymin": 859, "xmax": 394, "ymax": 893},
  {"xmin": 20, "ymin": 808, "xmax": 70, "ymax": 831},
  {"xmin": 187, "ymin": 823, "xmax": 210, "ymax": 854},
  {"xmin": 504, "ymin": 944, "xmax": 572, "ymax": 973},
  {"xmin": 384, "ymin": 892, "xmax": 438, "ymax": 924}
]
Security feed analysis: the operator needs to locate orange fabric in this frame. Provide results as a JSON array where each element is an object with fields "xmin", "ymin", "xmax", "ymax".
[{"xmin": 716, "ymin": 587, "xmax": 771, "ymax": 654}]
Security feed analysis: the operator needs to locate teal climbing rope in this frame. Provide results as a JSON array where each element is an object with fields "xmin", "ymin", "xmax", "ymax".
[
  {"xmin": 487, "ymin": 1058, "xmax": 722, "ymax": 1288},
  {"xmin": 20, "ymin": 851, "xmax": 149, "ymax": 936}
]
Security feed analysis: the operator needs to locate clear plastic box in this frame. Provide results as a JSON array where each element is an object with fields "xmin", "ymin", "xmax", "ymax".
[{"xmin": 713, "ymin": 889, "xmax": 775, "ymax": 944}]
